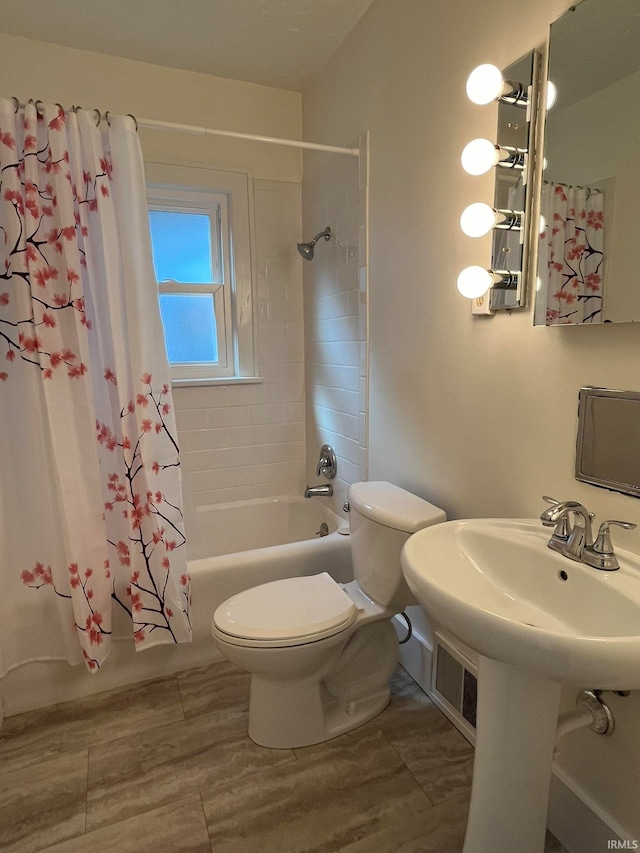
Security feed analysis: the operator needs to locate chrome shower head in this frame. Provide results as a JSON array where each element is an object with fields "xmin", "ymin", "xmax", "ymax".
[
  {"xmin": 297, "ymin": 241, "xmax": 315, "ymax": 261},
  {"xmin": 297, "ymin": 226, "xmax": 331, "ymax": 261}
]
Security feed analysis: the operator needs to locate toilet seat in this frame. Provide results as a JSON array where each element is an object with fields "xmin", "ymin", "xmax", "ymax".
[{"xmin": 212, "ymin": 572, "xmax": 358, "ymax": 649}]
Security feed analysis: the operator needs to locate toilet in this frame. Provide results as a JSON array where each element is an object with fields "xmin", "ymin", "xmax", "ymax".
[{"xmin": 211, "ymin": 481, "xmax": 446, "ymax": 748}]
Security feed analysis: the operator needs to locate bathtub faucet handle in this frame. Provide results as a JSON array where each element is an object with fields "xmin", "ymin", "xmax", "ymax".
[{"xmin": 317, "ymin": 444, "xmax": 337, "ymax": 479}]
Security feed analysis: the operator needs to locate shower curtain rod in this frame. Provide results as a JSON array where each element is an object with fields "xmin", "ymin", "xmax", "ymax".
[
  {"xmin": 136, "ymin": 117, "xmax": 360, "ymax": 157},
  {"xmin": 9, "ymin": 98, "xmax": 359, "ymax": 157},
  {"xmin": 136, "ymin": 117, "xmax": 359, "ymax": 156}
]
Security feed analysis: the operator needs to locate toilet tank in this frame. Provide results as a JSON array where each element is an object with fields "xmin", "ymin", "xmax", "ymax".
[{"xmin": 348, "ymin": 481, "xmax": 446, "ymax": 610}]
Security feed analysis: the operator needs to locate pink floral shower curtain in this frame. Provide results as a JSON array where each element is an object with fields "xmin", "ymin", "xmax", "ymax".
[
  {"xmin": 0, "ymin": 98, "xmax": 191, "ymax": 674},
  {"xmin": 539, "ymin": 182, "xmax": 604, "ymax": 325}
]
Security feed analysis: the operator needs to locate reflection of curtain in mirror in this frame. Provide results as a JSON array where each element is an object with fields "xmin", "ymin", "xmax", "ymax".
[{"xmin": 539, "ymin": 183, "xmax": 604, "ymax": 325}]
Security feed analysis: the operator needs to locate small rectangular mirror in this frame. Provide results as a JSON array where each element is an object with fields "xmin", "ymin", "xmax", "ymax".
[{"xmin": 576, "ymin": 387, "xmax": 640, "ymax": 497}]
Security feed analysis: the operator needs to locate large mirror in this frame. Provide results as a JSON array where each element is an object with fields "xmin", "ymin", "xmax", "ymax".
[{"xmin": 534, "ymin": 0, "xmax": 640, "ymax": 325}]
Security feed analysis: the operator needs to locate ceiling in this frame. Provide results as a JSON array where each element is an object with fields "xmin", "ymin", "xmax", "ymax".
[{"xmin": 0, "ymin": 0, "xmax": 375, "ymax": 91}]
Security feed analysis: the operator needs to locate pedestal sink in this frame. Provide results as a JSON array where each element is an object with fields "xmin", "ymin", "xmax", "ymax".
[{"xmin": 401, "ymin": 519, "xmax": 640, "ymax": 853}]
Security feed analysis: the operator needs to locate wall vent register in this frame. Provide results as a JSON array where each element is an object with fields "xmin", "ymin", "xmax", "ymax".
[{"xmin": 430, "ymin": 632, "xmax": 477, "ymax": 743}]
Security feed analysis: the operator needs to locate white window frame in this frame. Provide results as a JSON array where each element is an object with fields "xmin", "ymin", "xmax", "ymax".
[{"xmin": 146, "ymin": 162, "xmax": 258, "ymax": 384}]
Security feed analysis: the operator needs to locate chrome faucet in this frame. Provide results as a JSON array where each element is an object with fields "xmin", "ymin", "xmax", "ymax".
[
  {"xmin": 304, "ymin": 484, "xmax": 333, "ymax": 498},
  {"xmin": 540, "ymin": 496, "xmax": 636, "ymax": 571},
  {"xmin": 540, "ymin": 498, "xmax": 594, "ymax": 561}
]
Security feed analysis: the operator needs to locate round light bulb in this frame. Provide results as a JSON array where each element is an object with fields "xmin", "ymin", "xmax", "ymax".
[
  {"xmin": 546, "ymin": 81, "xmax": 557, "ymax": 110},
  {"xmin": 461, "ymin": 138, "xmax": 499, "ymax": 175},
  {"xmin": 466, "ymin": 64, "xmax": 504, "ymax": 105},
  {"xmin": 460, "ymin": 202, "xmax": 498, "ymax": 238},
  {"xmin": 457, "ymin": 266, "xmax": 492, "ymax": 298}
]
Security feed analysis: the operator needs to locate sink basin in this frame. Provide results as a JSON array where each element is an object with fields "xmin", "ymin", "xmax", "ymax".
[
  {"xmin": 401, "ymin": 518, "xmax": 640, "ymax": 689},
  {"xmin": 401, "ymin": 518, "xmax": 640, "ymax": 852}
]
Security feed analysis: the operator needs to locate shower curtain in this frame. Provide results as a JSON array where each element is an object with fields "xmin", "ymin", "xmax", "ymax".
[
  {"xmin": 539, "ymin": 182, "xmax": 604, "ymax": 325},
  {"xmin": 0, "ymin": 98, "xmax": 191, "ymax": 674}
]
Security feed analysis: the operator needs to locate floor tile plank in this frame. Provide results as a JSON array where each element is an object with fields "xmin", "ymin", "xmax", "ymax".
[
  {"xmin": 0, "ymin": 675, "xmax": 184, "ymax": 777},
  {"xmin": 0, "ymin": 750, "xmax": 88, "ymax": 853},
  {"xmin": 39, "ymin": 794, "xmax": 212, "ymax": 853},
  {"xmin": 177, "ymin": 660, "xmax": 251, "ymax": 720},
  {"xmin": 86, "ymin": 707, "xmax": 295, "ymax": 832},
  {"xmin": 201, "ymin": 727, "xmax": 432, "ymax": 853}
]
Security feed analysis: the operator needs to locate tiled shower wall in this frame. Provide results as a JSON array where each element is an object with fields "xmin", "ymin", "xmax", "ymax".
[
  {"xmin": 173, "ymin": 179, "xmax": 306, "ymax": 512},
  {"xmin": 303, "ymin": 143, "xmax": 368, "ymax": 514}
]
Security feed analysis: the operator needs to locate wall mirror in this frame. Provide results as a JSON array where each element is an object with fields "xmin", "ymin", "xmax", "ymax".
[
  {"xmin": 576, "ymin": 387, "xmax": 640, "ymax": 498},
  {"xmin": 534, "ymin": 0, "xmax": 640, "ymax": 325}
]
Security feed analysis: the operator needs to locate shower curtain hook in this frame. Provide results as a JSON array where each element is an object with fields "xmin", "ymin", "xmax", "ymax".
[{"xmin": 127, "ymin": 114, "xmax": 138, "ymax": 131}]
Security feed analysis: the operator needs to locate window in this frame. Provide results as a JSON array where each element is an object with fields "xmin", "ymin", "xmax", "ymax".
[{"xmin": 146, "ymin": 163, "xmax": 257, "ymax": 383}]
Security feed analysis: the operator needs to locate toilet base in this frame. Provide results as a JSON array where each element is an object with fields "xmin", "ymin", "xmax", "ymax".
[
  {"xmin": 216, "ymin": 618, "xmax": 400, "ymax": 749},
  {"xmin": 248, "ymin": 678, "xmax": 391, "ymax": 748}
]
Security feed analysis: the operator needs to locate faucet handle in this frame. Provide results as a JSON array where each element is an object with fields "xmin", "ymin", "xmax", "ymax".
[
  {"xmin": 316, "ymin": 443, "xmax": 337, "ymax": 479},
  {"xmin": 540, "ymin": 496, "xmax": 572, "ymax": 537},
  {"xmin": 593, "ymin": 520, "xmax": 637, "ymax": 555},
  {"xmin": 542, "ymin": 495, "xmax": 561, "ymax": 506}
]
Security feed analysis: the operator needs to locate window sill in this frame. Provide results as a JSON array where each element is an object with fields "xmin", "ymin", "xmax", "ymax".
[{"xmin": 171, "ymin": 376, "xmax": 263, "ymax": 388}]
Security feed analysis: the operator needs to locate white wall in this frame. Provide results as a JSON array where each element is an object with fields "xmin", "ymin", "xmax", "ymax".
[
  {"xmin": 0, "ymin": 32, "xmax": 307, "ymax": 515},
  {"xmin": 302, "ymin": 0, "xmax": 640, "ymax": 838}
]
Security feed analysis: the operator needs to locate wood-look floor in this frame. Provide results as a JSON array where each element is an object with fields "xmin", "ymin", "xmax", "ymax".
[{"xmin": 0, "ymin": 661, "xmax": 567, "ymax": 852}]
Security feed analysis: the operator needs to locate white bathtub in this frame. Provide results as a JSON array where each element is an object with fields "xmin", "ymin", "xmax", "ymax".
[
  {"xmin": 188, "ymin": 493, "xmax": 349, "ymax": 558},
  {"xmin": 186, "ymin": 495, "xmax": 353, "ymax": 639},
  {"xmin": 2, "ymin": 495, "xmax": 353, "ymax": 716}
]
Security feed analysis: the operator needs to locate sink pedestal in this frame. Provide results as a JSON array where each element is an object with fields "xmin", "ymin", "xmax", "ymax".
[{"xmin": 463, "ymin": 656, "xmax": 562, "ymax": 853}]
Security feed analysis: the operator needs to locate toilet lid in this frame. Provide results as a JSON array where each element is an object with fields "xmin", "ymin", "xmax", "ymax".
[{"xmin": 213, "ymin": 572, "xmax": 357, "ymax": 643}]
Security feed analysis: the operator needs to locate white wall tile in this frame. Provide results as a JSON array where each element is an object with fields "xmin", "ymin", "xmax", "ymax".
[{"xmin": 302, "ymin": 150, "xmax": 366, "ymax": 512}]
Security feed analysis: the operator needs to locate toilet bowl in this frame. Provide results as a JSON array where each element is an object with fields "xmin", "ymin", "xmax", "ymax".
[{"xmin": 211, "ymin": 481, "xmax": 446, "ymax": 748}]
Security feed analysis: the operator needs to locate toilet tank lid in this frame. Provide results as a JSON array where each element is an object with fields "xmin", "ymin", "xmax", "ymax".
[{"xmin": 348, "ymin": 481, "xmax": 446, "ymax": 533}]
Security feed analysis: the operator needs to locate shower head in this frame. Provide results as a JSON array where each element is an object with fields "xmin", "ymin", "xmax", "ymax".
[{"xmin": 297, "ymin": 226, "xmax": 331, "ymax": 261}]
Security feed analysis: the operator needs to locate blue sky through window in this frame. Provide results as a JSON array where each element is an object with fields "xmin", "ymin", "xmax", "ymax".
[
  {"xmin": 149, "ymin": 210, "xmax": 213, "ymax": 283},
  {"xmin": 159, "ymin": 294, "xmax": 218, "ymax": 363}
]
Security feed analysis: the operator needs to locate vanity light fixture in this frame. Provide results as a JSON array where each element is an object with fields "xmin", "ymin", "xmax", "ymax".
[
  {"xmin": 461, "ymin": 138, "xmax": 526, "ymax": 176},
  {"xmin": 460, "ymin": 202, "xmax": 523, "ymax": 238},
  {"xmin": 465, "ymin": 63, "xmax": 529, "ymax": 107},
  {"xmin": 458, "ymin": 52, "xmax": 540, "ymax": 307},
  {"xmin": 457, "ymin": 266, "xmax": 519, "ymax": 298},
  {"xmin": 546, "ymin": 81, "xmax": 557, "ymax": 109}
]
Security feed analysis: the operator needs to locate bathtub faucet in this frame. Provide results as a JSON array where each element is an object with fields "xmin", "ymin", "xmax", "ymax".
[{"xmin": 304, "ymin": 484, "xmax": 333, "ymax": 498}]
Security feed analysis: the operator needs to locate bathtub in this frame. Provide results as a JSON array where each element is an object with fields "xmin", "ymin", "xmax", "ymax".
[
  {"xmin": 186, "ymin": 495, "xmax": 353, "ymax": 643},
  {"xmin": 2, "ymin": 495, "xmax": 353, "ymax": 716}
]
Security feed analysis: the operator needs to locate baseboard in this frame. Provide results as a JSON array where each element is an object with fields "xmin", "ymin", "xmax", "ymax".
[
  {"xmin": 393, "ymin": 617, "xmax": 627, "ymax": 853},
  {"xmin": 394, "ymin": 614, "xmax": 433, "ymax": 693},
  {"xmin": 548, "ymin": 767, "xmax": 631, "ymax": 852},
  {"xmin": 1, "ymin": 640, "xmax": 220, "ymax": 718}
]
